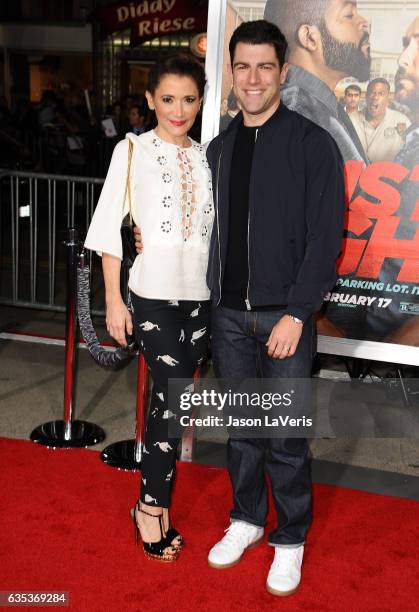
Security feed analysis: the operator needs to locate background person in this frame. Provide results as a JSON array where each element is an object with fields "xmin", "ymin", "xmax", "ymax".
[
  {"xmin": 110, "ymin": 100, "xmax": 123, "ymax": 136},
  {"xmin": 220, "ymin": 97, "xmax": 228, "ymax": 116},
  {"xmin": 219, "ymin": 89, "xmax": 240, "ymax": 131},
  {"xmin": 127, "ymin": 102, "xmax": 148, "ymax": 135},
  {"xmin": 350, "ymin": 77, "xmax": 410, "ymax": 162}
]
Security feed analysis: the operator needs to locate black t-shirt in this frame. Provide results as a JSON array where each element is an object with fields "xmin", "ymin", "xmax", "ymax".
[{"xmin": 221, "ymin": 123, "xmax": 257, "ymax": 310}]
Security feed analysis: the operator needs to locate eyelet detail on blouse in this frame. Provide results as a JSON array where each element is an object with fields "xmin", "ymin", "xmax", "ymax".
[
  {"xmin": 178, "ymin": 148, "xmax": 198, "ymax": 242},
  {"xmin": 86, "ymin": 130, "xmax": 214, "ymax": 303},
  {"xmin": 161, "ymin": 220, "xmax": 172, "ymax": 233}
]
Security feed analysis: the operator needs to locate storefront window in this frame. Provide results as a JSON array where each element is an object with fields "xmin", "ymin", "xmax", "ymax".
[{"xmin": 98, "ymin": 30, "xmax": 198, "ymax": 109}]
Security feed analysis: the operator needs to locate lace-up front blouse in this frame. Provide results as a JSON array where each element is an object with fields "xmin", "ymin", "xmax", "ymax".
[{"xmin": 84, "ymin": 130, "xmax": 214, "ymax": 301}]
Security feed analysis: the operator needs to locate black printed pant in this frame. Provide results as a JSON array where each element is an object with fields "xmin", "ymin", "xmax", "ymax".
[{"xmin": 131, "ymin": 293, "xmax": 211, "ymax": 507}]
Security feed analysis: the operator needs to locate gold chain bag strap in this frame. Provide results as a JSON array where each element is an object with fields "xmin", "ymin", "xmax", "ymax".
[
  {"xmin": 120, "ymin": 139, "xmax": 138, "ymax": 351},
  {"xmin": 120, "ymin": 140, "xmax": 137, "ymax": 265}
]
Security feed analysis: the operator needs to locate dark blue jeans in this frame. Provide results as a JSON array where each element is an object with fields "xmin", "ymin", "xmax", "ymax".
[{"xmin": 211, "ymin": 305, "xmax": 315, "ymax": 546}]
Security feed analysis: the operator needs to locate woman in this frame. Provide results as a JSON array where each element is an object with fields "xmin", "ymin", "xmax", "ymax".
[{"xmin": 84, "ymin": 56, "xmax": 214, "ymax": 562}]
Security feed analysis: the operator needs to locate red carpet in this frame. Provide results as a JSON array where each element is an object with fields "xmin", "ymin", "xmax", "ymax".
[{"xmin": 0, "ymin": 438, "xmax": 418, "ymax": 612}]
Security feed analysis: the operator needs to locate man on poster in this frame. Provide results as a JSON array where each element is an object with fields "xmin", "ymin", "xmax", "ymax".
[
  {"xmin": 265, "ymin": 0, "xmax": 370, "ymax": 163},
  {"xmin": 395, "ymin": 16, "xmax": 419, "ymax": 167},
  {"xmin": 350, "ymin": 78, "xmax": 410, "ymax": 162},
  {"xmin": 264, "ymin": 0, "xmax": 371, "ymax": 338},
  {"xmin": 365, "ymin": 16, "xmax": 419, "ymax": 345},
  {"xmin": 204, "ymin": 20, "xmax": 345, "ymax": 596},
  {"xmin": 265, "ymin": 1, "xmax": 419, "ymax": 344},
  {"xmin": 343, "ymin": 83, "xmax": 362, "ymax": 115}
]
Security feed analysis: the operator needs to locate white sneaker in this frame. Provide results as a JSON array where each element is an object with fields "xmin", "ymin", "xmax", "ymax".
[
  {"xmin": 266, "ymin": 545, "xmax": 304, "ymax": 596},
  {"xmin": 208, "ymin": 521, "xmax": 264, "ymax": 569}
]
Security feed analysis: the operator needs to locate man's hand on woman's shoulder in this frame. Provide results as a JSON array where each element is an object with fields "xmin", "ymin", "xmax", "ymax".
[{"xmin": 133, "ymin": 226, "xmax": 143, "ymax": 254}]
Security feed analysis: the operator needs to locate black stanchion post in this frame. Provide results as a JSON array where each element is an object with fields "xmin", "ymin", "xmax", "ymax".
[
  {"xmin": 101, "ymin": 352, "xmax": 149, "ymax": 471},
  {"xmin": 63, "ymin": 228, "xmax": 79, "ymax": 438},
  {"xmin": 30, "ymin": 228, "xmax": 106, "ymax": 448}
]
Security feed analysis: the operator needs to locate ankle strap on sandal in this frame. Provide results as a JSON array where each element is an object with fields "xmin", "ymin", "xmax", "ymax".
[{"xmin": 137, "ymin": 502, "xmax": 163, "ymax": 519}]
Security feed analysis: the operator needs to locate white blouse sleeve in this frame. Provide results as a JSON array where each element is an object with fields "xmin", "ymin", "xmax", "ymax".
[{"xmin": 84, "ymin": 139, "xmax": 131, "ymax": 259}]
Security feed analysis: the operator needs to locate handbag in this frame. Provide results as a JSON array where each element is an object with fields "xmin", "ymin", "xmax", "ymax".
[{"xmin": 120, "ymin": 139, "xmax": 137, "ymax": 268}]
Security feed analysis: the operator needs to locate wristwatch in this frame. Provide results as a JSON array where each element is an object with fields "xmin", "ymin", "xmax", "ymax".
[{"xmin": 287, "ymin": 314, "xmax": 303, "ymax": 325}]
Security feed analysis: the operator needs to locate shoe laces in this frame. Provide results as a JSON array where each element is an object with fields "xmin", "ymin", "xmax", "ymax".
[
  {"xmin": 272, "ymin": 546, "xmax": 302, "ymax": 569},
  {"xmin": 222, "ymin": 522, "xmax": 256, "ymax": 549}
]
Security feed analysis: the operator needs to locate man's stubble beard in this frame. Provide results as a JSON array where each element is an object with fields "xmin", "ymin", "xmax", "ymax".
[
  {"xmin": 319, "ymin": 20, "xmax": 371, "ymax": 82},
  {"xmin": 395, "ymin": 68, "xmax": 419, "ymax": 113}
]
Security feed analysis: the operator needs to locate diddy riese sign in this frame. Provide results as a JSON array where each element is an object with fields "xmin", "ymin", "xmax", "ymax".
[{"xmin": 96, "ymin": 0, "xmax": 208, "ymax": 46}]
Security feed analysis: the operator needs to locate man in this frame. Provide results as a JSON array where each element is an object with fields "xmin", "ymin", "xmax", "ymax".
[
  {"xmin": 350, "ymin": 78, "xmax": 410, "ymax": 162},
  {"xmin": 365, "ymin": 18, "xmax": 419, "ymax": 345},
  {"xmin": 205, "ymin": 20, "xmax": 345, "ymax": 596},
  {"xmin": 219, "ymin": 89, "xmax": 240, "ymax": 131},
  {"xmin": 265, "ymin": 0, "xmax": 370, "ymax": 163},
  {"xmin": 264, "ymin": 1, "xmax": 415, "ymax": 341},
  {"xmin": 394, "ymin": 16, "xmax": 419, "ymax": 167},
  {"xmin": 343, "ymin": 83, "xmax": 361, "ymax": 114},
  {"xmin": 127, "ymin": 103, "xmax": 147, "ymax": 135}
]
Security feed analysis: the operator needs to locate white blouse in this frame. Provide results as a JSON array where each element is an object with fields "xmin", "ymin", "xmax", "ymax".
[{"xmin": 84, "ymin": 130, "xmax": 214, "ymax": 301}]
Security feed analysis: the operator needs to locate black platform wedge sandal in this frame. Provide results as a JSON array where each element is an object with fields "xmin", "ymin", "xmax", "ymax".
[{"xmin": 131, "ymin": 502, "xmax": 180, "ymax": 562}]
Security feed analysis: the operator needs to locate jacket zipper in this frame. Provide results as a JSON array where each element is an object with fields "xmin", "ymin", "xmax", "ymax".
[
  {"xmin": 245, "ymin": 128, "xmax": 258, "ymax": 311},
  {"xmin": 215, "ymin": 141, "xmax": 223, "ymax": 306}
]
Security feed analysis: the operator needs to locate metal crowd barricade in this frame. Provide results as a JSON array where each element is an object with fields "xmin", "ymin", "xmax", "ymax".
[
  {"xmin": 0, "ymin": 169, "xmax": 105, "ymax": 315},
  {"xmin": 0, "ymin": 168, "xmax": 199, "ymax": 462}
]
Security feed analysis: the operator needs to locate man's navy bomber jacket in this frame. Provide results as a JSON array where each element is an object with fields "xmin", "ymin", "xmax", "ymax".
[{"xmin": 205, "ymin": 102, "xmax": 346, "ymax": 323}]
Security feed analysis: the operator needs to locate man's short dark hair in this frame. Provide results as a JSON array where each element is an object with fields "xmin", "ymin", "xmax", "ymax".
[
  {"xmin": 229, "ymin": 20, "xmax": 288, "ymax": 67},
  {"xmin": 366, "ymin": 78, "xmax": 390, "ymax": 93},
  {"xmin": 345, "ymin": 84, "xmax": 361, "ymax": 96}
]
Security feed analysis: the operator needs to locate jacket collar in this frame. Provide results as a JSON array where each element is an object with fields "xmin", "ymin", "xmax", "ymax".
[
  {"xmin": 284, "ymin": 65, "xmax": 338, "ymax": 117},
  {"xmin": 224, "ymin": 100, "xmax": 288, "ymax": 136}
]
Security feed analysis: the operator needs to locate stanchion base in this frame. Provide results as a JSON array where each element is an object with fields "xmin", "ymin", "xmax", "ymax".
[
  {"xmin": 101, "ymin": 439, "xmax": 142, "ymax": 471},
  {"xmin": 30, "ymin": 420, "xmax": 106, "ymax": 448}
]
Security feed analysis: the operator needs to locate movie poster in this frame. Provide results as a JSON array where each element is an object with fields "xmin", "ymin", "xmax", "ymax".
[{"xmin": 217, "ymin": 1, "xmax": 419, "ymax": 347}]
